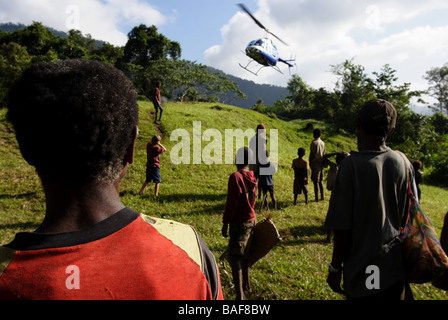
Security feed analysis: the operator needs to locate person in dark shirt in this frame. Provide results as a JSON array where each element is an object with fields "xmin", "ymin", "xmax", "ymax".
[
  {"xmin": 325, "ymin": 99, "xmax": 415, "ymax": 300},
  {"xmin": 292, "ymin": 147, "xmax": 310, "ymax": 205}
]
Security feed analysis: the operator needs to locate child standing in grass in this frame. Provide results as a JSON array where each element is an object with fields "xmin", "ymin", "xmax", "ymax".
[
  {"xmin": 291, "ymin": 147, "xmax": 310, "ymax": 205},
  {"xmin": 258, "ymin": 150, "xmax": 277, "ymax": 211},
  {"xmin": 221, "ymin": 147, "xmax": 257, "ymax": 300},
  {"xmin": 139, "ymin": 135, "xmax": 166, "ymax": 197}
]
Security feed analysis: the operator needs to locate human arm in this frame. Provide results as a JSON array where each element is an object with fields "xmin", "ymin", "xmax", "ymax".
[
  {"xmin": 327, "ymin": 230, "xmax": 351, "ymax": 294},
  {"xmin": 222, "ymin": 174, "xmax": 240, "ymax": 236},
  {"xmin": 325, "ymin": 158, "xmax": 353, "ymax": 294},
  {"xmin": 221, "ymin": 223, "xmax": 229, "ymax": 237},
  {"xmin": 158, "ymin": 143, "xmax": 166, "ymax": 153}
]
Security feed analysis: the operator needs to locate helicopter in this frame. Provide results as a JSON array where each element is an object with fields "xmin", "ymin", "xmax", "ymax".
[{"xmin": 237, "ymin": 3, "xmax": 295, "ymax": 76}]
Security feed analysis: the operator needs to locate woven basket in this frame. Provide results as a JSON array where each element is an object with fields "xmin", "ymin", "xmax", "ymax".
[
  {"xmin": 248, "ymin": 217, "xmax": 281, "ymax": 266},
  {"xmin": 220, "ymin": 216, "xmax": 281, "ymax": 267}
]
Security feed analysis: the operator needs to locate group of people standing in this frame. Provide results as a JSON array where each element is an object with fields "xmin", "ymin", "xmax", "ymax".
[
  {"xmin": 1, "ymin": 58, "xmax": 436, "ymax": 301},
  {"xmin": 221, "ymin": 98, "xmax": 424, "ymax": 300}
]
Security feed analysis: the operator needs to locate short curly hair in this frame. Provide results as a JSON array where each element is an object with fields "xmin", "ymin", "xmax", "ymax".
[
  {"xmin": 358, "ymin": 99, "xmax": 397, "ymax": 137},
  {"xmin": 7, "ymin": 59, "xmax": 139, "ymax": 183}
]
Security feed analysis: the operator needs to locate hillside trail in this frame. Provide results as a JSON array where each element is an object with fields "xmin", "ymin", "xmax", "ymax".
[{"xmin": 148, "ymin": 109, "xmax": 167, "ymax": 138}]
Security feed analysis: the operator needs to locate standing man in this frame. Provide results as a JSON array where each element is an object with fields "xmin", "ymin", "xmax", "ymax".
[
  {"xmin": 325, "ymin": 99, "xmax": 415, "ymax": 300},
  {"xmin": 249, "ymin": 123, "xmax": 267, "ymax": 199},
  {"xmin": 309, "ymin": 128, "xmax": 326, "ymax": 202},
  {"xmin": 152, "ymin": 80, "xmax": 163, "ymax": 124}
]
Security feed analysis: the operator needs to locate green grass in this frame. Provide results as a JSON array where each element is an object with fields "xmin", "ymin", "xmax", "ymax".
[{"xmin": 1, "ymin": 102, "xmax": 448, "ymax": 300}]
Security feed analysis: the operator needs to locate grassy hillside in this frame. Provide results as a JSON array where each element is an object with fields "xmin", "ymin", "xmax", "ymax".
[{"xmin": 1, "ymin": 102, "xmax": 448, "ymax": 300}]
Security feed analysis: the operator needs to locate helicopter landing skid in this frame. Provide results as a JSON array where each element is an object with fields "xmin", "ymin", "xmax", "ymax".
[
  {"xmin": 239, "ymin": 60, "xmax": 283, "ymax": 76},
  {"xmin": 239, "ymin": 60, "xmax": 265, "ymax": 76}
]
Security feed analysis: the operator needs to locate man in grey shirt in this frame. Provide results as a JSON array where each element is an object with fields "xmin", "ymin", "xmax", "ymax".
[
  {"xmin": 325, "ymin": 99, "xmax": 416, "ymax": 299},
  {"xmin": 309, "ymin": 128, "xmax": 326, "ymax": 202}
]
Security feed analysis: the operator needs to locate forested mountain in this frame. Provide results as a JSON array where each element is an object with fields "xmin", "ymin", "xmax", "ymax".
[
  {"xmin": 2, "ymin": 22, "xmax": 447, "ymax": 186},
  {"xmin": 0, "ymin": 22, "xmax": 287, "ymax": 109},
  {"xmin": 208, "ymin": 66, "xmax": 289, "ymax": 109},
  {"xmin": 0, "ymin": 22, "xmax": 105, "ymax": 47}
]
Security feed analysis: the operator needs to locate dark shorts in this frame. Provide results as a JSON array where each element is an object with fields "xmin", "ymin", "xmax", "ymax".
[
  {"xmin": 261, "ymin": 185, "xmax": 274, "ymax": 194},
  {"xmin": 228, "ymin": 221, "xmax": 255, "ymax": 257},
  {"xmin": 146, "ymin": 166, "xmax": 161, "ymax": 183},
  {"xmin": 294, "ymin": 178, "xmax": 308, "ymax": 194},
  {"xmin": 153, "ymin": 102, "xmax": 163, "ymax": 111},
  {"xmin": 311, "ymin": 168, "xmax": 323, "ymax": 183}
]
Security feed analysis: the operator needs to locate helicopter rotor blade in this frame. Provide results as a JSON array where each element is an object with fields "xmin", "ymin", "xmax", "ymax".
[
  {"xmin": 238, "ymin": 3, "xmax": 288, "ymax": 46},
  {"xmin": 238, "ymin": 3, "xmax": 267, "ymax": 30},
  {"xmin": 268, "ymin": 31, "xmax": 288, "ymax": 46}
]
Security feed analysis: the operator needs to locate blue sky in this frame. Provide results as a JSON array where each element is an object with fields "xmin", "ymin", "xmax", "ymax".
[
  {"xmin": 1, "ymin": 0, "xmax": 448, "ymax": 112},
  {"xmin": 150, "ymin": 1, "xmax": 246, "ymax": 63}
]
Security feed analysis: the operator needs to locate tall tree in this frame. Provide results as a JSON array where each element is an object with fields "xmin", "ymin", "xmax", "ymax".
[
  {"xmin": 372, "ymin": 64, "xmax": 423, "ymax": 112},
  {"xmin": 330, "ymin": 59, "xmax": 375, "ymax": 132},
  {"xmin": 122, "ymin": 24, "xmax": 181, "ymax": 67},
  {"xmin": 287, "ymin": 74, "xmax": 314, "ymax": 109},
  {"xmin": 424, "ymin": 62, "xmax": 448, "ymax": 114}
]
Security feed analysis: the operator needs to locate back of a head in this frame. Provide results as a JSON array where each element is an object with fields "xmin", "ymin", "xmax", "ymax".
[
  {"xmin": 313, "ymin": 128, "xmax": 322, "ymax": 138},
  {"xmin": 151, "ymin": 135, "xmax": 161, "ymax": 145},
  {"xmin": 7, "ymin": 59, "xmax": 139, "ymax": 184},
  {"xmin": 235, "ymin": 147, "xmax": 252, "ymax": 169},
  {"xmin": 358, "ymin": 99, "xmax": 397, "ymax": 138}
]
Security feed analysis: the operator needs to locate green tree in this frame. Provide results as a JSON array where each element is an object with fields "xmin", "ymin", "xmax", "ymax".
[
  {"xmin": 424, "ymin": 62, "xmax": 448, "ymax": 114},
  {"xmin": 429, "ymin": 112, "xmax": 448, "ymax": 135},
  {"xmin": 287, "ymin": 74, "xmax": 314, "ymax": 109},
  {"xmin": 0, "ymin": 42, "xmax": 32, "ymax": 108},
  {"xmin": 1, "ymin": 22, "xmax": 57, "ymax": 58},
  {"xmin": 55, "ymin": 30, "xmax": 95, "ymax": 59},
  {"xmin": 372, "ymin": 64, "xmax": 424, "ymax": 112},
  {"xmin": 312, "ymin": 88, "xmax": 341, "ymax": 120},
  {"xmin": 330, "ymin": 59, "xmax": 375, "ymax": 132},
  {"xmin": 90, "ymin": 42, "xmax": 124, "ymax": 65},
  {"xmin": 122, "ymin": 24, "xmax": 181, "ymax": 67},
  {"xmin": 137, "ymin": 59, "xmax": 245, "ymax": 103}
]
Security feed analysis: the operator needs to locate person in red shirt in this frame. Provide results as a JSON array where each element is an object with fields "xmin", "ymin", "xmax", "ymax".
[
  {"xmin": 1, "ymin": 59, "xmax": 223, "ymax": 300},
  {"xmin": 139, "ymin": 135, "xmax": 166, "ymax": 197},
  {"xmin": 222, "ymin": 147, "xmax": 257, "ymax": 300},
  {"xmin": 152, "ymin": 81, "xmax": 163, "ymax": 124}
]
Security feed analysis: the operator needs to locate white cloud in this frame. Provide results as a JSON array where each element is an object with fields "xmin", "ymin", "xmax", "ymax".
[
  {"xmin": 0, "ymin": 0, "xmax": 171, "ymax": 45},
  {"xmin": 204, "ymin": 0, "xmax": 448, "ymax": 94}
]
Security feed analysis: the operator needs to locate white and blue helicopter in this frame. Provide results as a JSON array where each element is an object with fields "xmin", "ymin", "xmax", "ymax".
[{"xmin": 238, "ymin": 3, "xmax": 295, "ymax": 76}]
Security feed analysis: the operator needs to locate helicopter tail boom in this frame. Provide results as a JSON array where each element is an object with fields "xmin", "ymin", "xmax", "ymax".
[
  {"xmin": 278, "ymin": 57, "xmax": 296, "ymax": 75},
  {"xmin": 278, "ymin": 57, "xmax": 295, "ymax": 67}
]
